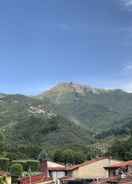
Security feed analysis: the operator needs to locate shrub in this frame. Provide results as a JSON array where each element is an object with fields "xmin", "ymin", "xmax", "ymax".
[
  {"xmin": 10, "ymin": 163, "xmax": 23, "ymax": 177},
  {"xmin": 11, "ymin": 160, "xmax": 27, "ymax": 171},
  {"xmin": 25, "ymin": 160, "xmax": 40, "ymax": 172},
  {"xmin": 0, "ymin": 158, "xmax": 10, "ymax": 171}
]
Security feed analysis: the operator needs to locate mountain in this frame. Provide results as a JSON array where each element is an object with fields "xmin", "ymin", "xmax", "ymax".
[
  {"xmin": 7, "ymin": 115, "xmax": 93, "ymax": 148},
  {"xmin": 0, "ymin": 82, "xmax": 132, "ymax": 159},
  {"xmin": 37, "ymin": 82, "xmax": 132, "ymax": 132},
  {"xmin": 0, "ymin": 93, "xmax": 93, "ymax": 156},
  {"xmin": 0, "ymin": 94, "xmax": 54, "ymax": 128}
]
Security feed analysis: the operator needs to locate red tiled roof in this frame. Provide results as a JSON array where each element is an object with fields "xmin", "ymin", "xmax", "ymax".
[
  {"xmin": 20, "ymin": 175, "xmax": 53, "ymax": 184},
  {"xmin": 125, "ymin": 160, "xmax": 132, "ymax": 166},
  {"xmin": 105, "ymin": 163, "xmax": 126, "ymax": 169},
  {"xmin": 0, "ymin": 171, "xmax": 10, "ymax": 176},
  {"xmin": 48, "ymin": 167, "xmax": 66, "ymax": 171},
  {"xmin": 105, "ymin": 160, "xmax": 132, "ymax": 169},
  {"xmin": 67, "ymin": 158, "xmax": 108, "ymax": 171},
  {"xmin": 66, "ymin": 164, "xmax": 80, "ymax": 171}
]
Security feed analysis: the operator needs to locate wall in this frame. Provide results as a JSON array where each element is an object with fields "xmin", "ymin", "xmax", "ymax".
[
  {"xmin": 72, "ymin": 159, "xmax": 121, "ymax": 179},
  {"xmin": 49, "ymin": 171, "xmax": 65, "ymax": 180},
  {"xmin": 6, "ymin": 176, "xmax": 11, "ymax": 184}
]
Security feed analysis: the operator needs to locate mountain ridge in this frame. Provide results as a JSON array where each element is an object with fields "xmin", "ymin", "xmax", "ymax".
[
  {"xmin": 38, "ymin": 82, "xmax": 126, "ymax": 98},
  {"xmin": 36, "ymin": 82, "xmax": 132, "ymax": 131},
  {"xmin": 0, "ymin": 82, "xmax": 132, "ymax": 158}
]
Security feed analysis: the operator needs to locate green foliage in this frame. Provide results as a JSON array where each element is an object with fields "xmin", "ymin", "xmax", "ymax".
[
  {"xmin": 62, "ymin": 149, "xmax": 74, "ymax": 164},
  {"xmin": 38, "ymin": 150, "xmax": 48, "ymax": 161},
  {"xmin": 0, "ymin": 176, "xmax": 7, "ymax": 184},
  {"xmin": 1, "ymin": 83, "xmax": 132, "ymax": 160},
  {"xmin": 108, "ymin": 136, "xmax": 132, "ymax": 160},
  {"xmin": 0, "ymin": 158, "xmax": 9, "ymax": 171},
  {"xmin": 40, "ymin": 83, "xmax": 132, "ymax": 131},
  {"xmin": 53, "ymin": 149, "xmax": 64, "ymax": 163},
  {"xmin": 25, "ymin": 160, "xmax": 39, "ymax": 172},
  {"xmin": 53, "ymin": 148, "xmax": 86, "ymax": 164},
  {"xmin": 0, "ymin": 131, "xmax": 5, "ymax": 155},
  {"xmin": 11, "ymin": 160, "xmax": 39, "ymax": 172},
  {"xmin": 7, "ymin": 115, "xmax": 93, "ymax": 153},
  {"xmin": 10, "ymin": 163, "xmax": 23, "ymax": 177},
  {"xmin": 11, "ymin": 160, "xmax": 27, "ymax": 171}
]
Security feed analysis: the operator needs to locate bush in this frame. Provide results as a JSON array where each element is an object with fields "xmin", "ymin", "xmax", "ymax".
[
  {"xmin": 25, "ymin": 160, "xmax": 40, "ymax": 172},
  {"xmin": 11, "ymin": 160, "xmax": 27, "ymax": 171},
  {"xmin": 11, "ymin": 160, "xmax": 40, "ymax": 172},
  {"xmin": 10, "ymin": 163, "xmax": 23, "ymax": 177},
  {"xmin": 0, "ymin": 158, "xmax": 10, "ymax": 171},
  {"xmin": 0, "ymin": 176, "xmax": 7, "ymax": 184}
]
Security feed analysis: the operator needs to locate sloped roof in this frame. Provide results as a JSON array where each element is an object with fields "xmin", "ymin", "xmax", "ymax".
[
  {"xmin": 67, "ymin": 158, "xmax": 108, "ymax": 171},
  {"xmin": 105, "ymin": 160, "xmax": 132, "ymax": 169},
  {"xmin": 0, "ymin": 171, "xmax": 10, "ymax": 176},
  {"xmin": 47, "ymin": 161, "xmax": 66, "ymax": 171},
  {"xmin": 47, "ymin": 161, "xmax": 65, "ymax": 168}
]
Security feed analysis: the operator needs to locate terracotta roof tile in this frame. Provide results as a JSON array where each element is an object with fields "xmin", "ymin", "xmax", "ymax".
[
  {"xmin": 0, "ymin": 171, "xmax": 10, "ymax": 176},
  {"xmin": 48, "ymin": 167, "xmax": 66, "ymax": 171},
  {"xmin": 67, "ymin": 158, "xmax": 108, "ymax": 171}
]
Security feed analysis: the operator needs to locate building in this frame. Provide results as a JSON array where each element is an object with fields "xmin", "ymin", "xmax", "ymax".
[
  {"xmin": 41, "ymin": 161, "xmax": 67, "ymax": 184},
  {"xmin": 67, "ymin": 158, "xmax": 121, "ymax": 180},
  {"xmin": 104, "ymin": 160, "xmax": 132, "ymax": 178}
]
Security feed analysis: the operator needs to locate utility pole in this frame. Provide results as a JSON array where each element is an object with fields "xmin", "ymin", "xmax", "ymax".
[{"xmin": 28, "ymin": 167, "xmax": 32, "ymax": 184}]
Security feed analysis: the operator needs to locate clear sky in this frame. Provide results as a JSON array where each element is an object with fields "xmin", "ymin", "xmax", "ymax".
[{"xmin": 0, "ymin": 0, "xmax": 132, "ymax": 94}]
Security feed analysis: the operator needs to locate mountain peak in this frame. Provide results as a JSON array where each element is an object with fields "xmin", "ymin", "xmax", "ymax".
[
  {"xmin": 38, "ymin": 82, "xmax": 126, "ymax": 98},
  {"xmin": 39, "ymin": 82, "xmax": 99, "ymax": 97}
]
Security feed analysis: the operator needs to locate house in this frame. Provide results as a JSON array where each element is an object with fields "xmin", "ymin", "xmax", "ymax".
[
  {"xmin": 104, "ymin": 160, "xmax": 132, "ymax": 177},
  {"xmin": 67, "ymin": 158, "xmax": 121, "ymax": 180},
  {"xmin": 41, "ymin": 161, "xmax": 67, "ymax": 184},
  {"xmin": 0, "ymin": 171, "xmax": 11, "ymax": 184},
  {"xmin": 18, "ymin": 160, "xmax": 66, "ymax": 184},
  {"xmin": 94, "ymin": 160, "xmax": 132, "ymax": 184},
  {"xmin": 40, "ymin": 158, "xmax": 122, "ymax": 184}
]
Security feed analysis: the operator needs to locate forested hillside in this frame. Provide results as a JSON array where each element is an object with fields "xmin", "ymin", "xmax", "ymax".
[
  {"xmin": 38, "ymin": 82, "xmax": 132, "ymax": 131},
  {"xmin": 0, "ymin": 82, "xmax": 132, "ymax": 160}
]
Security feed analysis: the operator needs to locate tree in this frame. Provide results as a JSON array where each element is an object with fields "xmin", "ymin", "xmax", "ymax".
[
  {"xmin": 0, "ymin": 158, "xmax": 9, "ymax": 171},
  {"xmin": 53, "ymin": 149, "xmax": 64, "ymax": 163},
  {"xmin": 0, "ymin": 176, "xmax": 7, "ymax": 184},
  {"xmin": 38, "ymin": 150, "xmax": 48, "ymax": 161},
  {"xmin": 10, "ymin": 163, "xmax": 23, "ymax": 177},
  {"xmin": 62, "ymin": 149, "xmax": 74, "ymax": 164},
  {"xmin": 53, "ymin": 149, "xmax": 87, "ymax": 164},
  {"xmin": 108, "ymin": 137, "xmax": 132, "ymax": 161},
  {"xmin": 108, "ymin": 139, "xmax": 126, "ymax": 160},
  {"xmin": 0, "ymin": 131, "xmax": 5, "ymax": 155},
  {"xmin": 73, "ymin": 151, "xmax": 86, "ymax": 164}
]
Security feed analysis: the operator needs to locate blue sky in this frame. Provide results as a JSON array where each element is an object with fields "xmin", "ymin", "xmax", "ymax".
[{"xmin": 0, "ymin": 0, "xmax": 132, "ymax": 94}]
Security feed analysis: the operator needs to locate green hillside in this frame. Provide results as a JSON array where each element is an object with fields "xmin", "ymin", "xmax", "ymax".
[
  {"xmin": 38, "ymin": 82, "xmax": 132, "ymax": 132},
  {"xmin": 0, "ymin": 93, "xmax": 93, "ymax": 159},
  {"xmin": 0, "ymin": 82, "xmax": 132, "ymax": 159},
  {"xmin": 7, "ymin": 115, "xmax": 93, "ymax": 147}
]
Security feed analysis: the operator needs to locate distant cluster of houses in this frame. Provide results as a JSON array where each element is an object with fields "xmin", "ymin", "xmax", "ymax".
[{"xmin": 2, "ymin": 157, "xmax": 132, "ymax": 184}]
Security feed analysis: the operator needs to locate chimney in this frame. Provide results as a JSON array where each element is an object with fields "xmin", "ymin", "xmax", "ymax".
[{"xmin": 40, "ymin": 160, "xmax": 48, "ymax": 178}]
